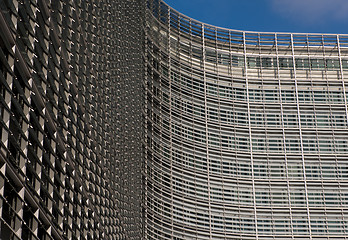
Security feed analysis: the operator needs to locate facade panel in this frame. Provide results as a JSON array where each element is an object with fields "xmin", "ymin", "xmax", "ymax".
[
  {"xmin": 145, "ymin": 0, "xmax": 348, "ymax": 239},
  {"xmin": 0, "ymin": 0, "xmax": 143, "ymax": 239},
  {"xmin": 1, "ymin": 0, "xmax": 348, "ymax": 239}
]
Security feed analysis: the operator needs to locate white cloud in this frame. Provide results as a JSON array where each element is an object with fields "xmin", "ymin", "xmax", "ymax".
[{"xmin": 271, "ymin": 0, "xmax": 348, "ymax": 24}]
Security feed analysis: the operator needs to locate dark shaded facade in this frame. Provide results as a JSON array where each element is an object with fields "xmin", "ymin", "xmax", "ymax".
[{"xmin": 0, "ymin": 0, "xmax": 143, "ymax": 239}]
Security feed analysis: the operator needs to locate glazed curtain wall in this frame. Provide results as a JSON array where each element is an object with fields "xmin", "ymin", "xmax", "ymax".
[
  {"xmin": 145, "ymin": 0, "xmax": 348, "ymax": 239},
  {"xmin": 0, "ymin": 0, "xmax": 144, "ymax": 239},
  {"xmin": 2, "ymin": 0, "xmax": 348, "ymax": 239}
]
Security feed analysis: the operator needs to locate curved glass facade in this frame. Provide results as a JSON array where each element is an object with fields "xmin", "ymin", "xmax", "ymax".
[
  {"xmin": 2, "ymin": 0, "xmax": 348, "ymax": 239},
  {"xmin": 145, "ymin": 0, "xmax": 348, "ymax": 239}
]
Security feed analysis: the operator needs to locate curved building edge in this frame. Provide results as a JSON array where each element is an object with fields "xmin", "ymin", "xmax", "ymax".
[{"xmin": 144, "ymin": 0, "xmax": 348, "ymax": 239}]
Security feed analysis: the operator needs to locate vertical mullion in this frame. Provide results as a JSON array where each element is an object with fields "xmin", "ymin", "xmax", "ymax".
[
  {"xmin": 290, "ymin": 33, "xmax": 312, "ymax": 239},
  {"xmin": 167, "ymin": 6, "xmax": 174, "ymax": 238},
  {"xmin": 202, "ymin": 23, "xmax": 212, "ymax": 239},
  {"xmin": 275, "ymin": 33, "xmax": 294, "ymax": 237},
  {"xmin": 243, "ymin": 32, "xmax": 258, "ymax": 239},
  {"xmin": 336, "ymin": 35, "xmax": 348, "ymax": 229},
  {"xmin": 337, "ymin": 35, "xmax": 348, "ymax": 127},
  {"xmin": 144, "ymin": 5, "xmax": 149, "ymax": 237}
]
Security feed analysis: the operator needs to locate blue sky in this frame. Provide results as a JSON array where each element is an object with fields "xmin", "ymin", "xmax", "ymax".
[{"xmin": 163, "ymin": 0, "xmax": 348, "ymax": 34}]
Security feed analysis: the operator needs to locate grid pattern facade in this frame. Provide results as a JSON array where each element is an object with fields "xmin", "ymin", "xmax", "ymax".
[
  {"xmin": 2, "ymin": 0, "xmax": 348, "ymax": 239},
  {"xmin": 0, "ymin": 0, "xmax": 143, "ymax": 240},
  {"xmin": 145, "ymin": 0, "xmax": 348, "ymax": 239}
]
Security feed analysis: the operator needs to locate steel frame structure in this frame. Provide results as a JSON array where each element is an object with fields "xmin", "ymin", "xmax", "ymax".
[
  {"xmin": 1, "ymin": 0, "xmax": 348, "ymax": 239},
  {"xmin": 145, "ymin": 0, "xmax": 348, "ymax": 239},
  {"xmin": 0, "ymin": 0, "xmax": 143, "ymax": 239}
]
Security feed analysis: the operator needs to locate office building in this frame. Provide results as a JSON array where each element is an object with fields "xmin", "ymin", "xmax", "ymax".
[
  {"xmin": 1, "ymin": 0, "xmax": 348, "ymax": 239},
  {"xmin": 145, "ymin": 0, "xmax": 348, "ymax": 239},
  {"xmin": 0, "ymin": 0, "xmax": 143, "ymax": 239}
]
